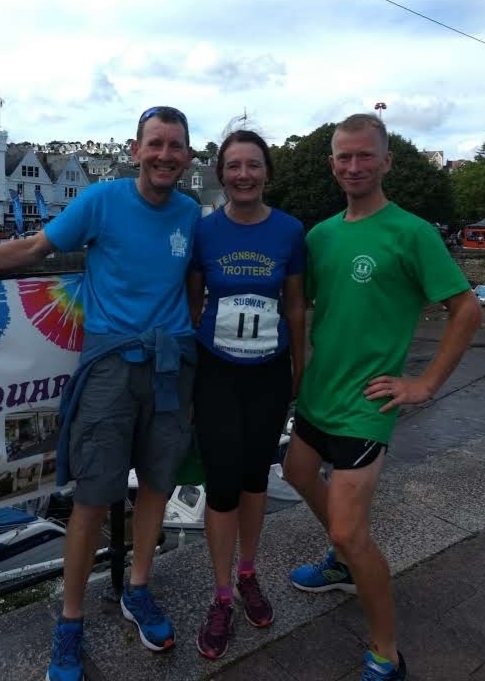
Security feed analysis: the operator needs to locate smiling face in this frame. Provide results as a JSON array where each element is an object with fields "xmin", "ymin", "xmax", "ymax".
[
  {"xmin": 330, "ymin": 125, "xmax": 392, "ymax": 200},
  {"xmin": 221, "ymin": 141, "xmax": 268, "ymax": 206},
  {"xmin": 131, "ymin": 116, "xmax": 191, "ymax": 204}
]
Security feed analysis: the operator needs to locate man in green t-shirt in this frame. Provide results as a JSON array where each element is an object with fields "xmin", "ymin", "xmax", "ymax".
[{"xmin": 283, "ymin": 113, "xmax": 482, "ymax": 681}]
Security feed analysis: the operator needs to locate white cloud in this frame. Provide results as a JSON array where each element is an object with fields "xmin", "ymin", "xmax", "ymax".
[
  {"xmin": 0, "ymin": 0, "xmax": 484, "ymax": 159},
  {"xmin": 456, "ymin": 139, "xmax": 480, "ymax": 157}
]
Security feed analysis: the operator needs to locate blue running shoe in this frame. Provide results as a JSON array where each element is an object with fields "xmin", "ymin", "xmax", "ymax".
[
  {"xmin": 290, "ymin": 548, "xmax": 356, "ymax": 593},
  {"xmin": 361, "ymin": 651, "xmax": 406, "ymax": 680},
  {"xmin": 121, "ymin": 585, "xmax": 175, "ymax": 652},
  {"xmin": 46, "ymin": 618, "xmax": 84, "ymax": 681}
]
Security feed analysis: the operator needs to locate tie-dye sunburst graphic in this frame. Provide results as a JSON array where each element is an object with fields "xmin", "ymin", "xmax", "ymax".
[
  {"xmin": 0, "ymin": 281, "xmax": 10, "ymax": 340},
  {"xmin": 18, "ymin": 274, "xmax": 84, "ymax": 351}
]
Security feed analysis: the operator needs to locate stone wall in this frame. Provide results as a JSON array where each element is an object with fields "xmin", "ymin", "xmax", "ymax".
[{"xmin": 452, "ymin": 252, "xmax": 485, "ymax": 286}]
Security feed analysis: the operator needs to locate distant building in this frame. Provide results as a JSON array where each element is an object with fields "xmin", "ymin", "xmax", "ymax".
[
  {"xmin": 445, "ymin": 159, "xmax": 468, "ymax": 172},
  {"xmin": 0, "ymin": 132, "xmax": 90, "ymax": 233},
  {"xmin": 81, "ymin": 155, "xmax": 113, "ymax": 177},
  {"xmin": 421, "ymin": 150, "xmax": 444, "ymax": 170},
  {"xmin": 98, "ymin": 163, "xmax": 139, "ymax": 183},
  {"xmin": 116, "ymin": 150, "xmax": 132, "ymax": 165},
  {"xmin": 178, "ymin": 163, "xmax": 226, "ymax": 216},
  {"xmin": 0, "ymin": 132, "xmax": 220, "ymax": 233}
]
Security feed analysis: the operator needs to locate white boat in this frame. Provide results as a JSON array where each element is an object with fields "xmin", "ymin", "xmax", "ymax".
[
  {"xmin": 0, "ymin": 494, "xmax": 113, "ymax": 585},
  {"xmin": 0, "ymin": 423, "xmax": 299, "ymax": 583},
  {"xmin": 128, "ymin": 426, "xmax": 300, "ymax": 538},
  {"xmin": 128, "ymin": 469, "xmax": 205, "ymax": 535},
  {"xmin": 0, "ymin": 507, "xmax": 67, "ymax": 583},
  {"xmin": 163, "ymin": 485, "xmax": 205, "ymax": 551}
]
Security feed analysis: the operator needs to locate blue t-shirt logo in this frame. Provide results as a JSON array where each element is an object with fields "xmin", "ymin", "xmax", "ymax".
[{"xmin": 170, "ymin": 228, "xmax": 188, "ymax": 257}]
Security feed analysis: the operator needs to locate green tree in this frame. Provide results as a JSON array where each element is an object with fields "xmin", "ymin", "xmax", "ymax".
[
  {"xmin": 473, "ymin": 142, "xmax": 485, "ymax": 162},
  {"xmin": 193, "ymin": 141, "xmax": 219, "ymax": 163},
  {"xmin": 284, "ymin": 134, "xmax": 302, "ymax": 149},
  {"xmin": 450, "ymin": 157, "xmax": 485, "ymax": 222},
  {"xmin": 265, "ymin": 124, "xmax": 345, "ymax": 229},
  {"xmin": 265, "ymin": 124, "xmax": 454, "ymax": 229},
  {"xmin": 205, "ymin": 141, "xmax": 219, "ymax": 158},
  {"xmin": 384, "ymin": 134, "xmax": 454, "ymax": 224}
]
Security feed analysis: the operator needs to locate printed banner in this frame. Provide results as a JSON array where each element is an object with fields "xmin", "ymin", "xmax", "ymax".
[
  {"xmin": 0, "ymin": 274, "xmax": 83, "ymax": 509},
  {"xmin": 34, "ymin": 189, "xmax": 49, "ymax": 222}
]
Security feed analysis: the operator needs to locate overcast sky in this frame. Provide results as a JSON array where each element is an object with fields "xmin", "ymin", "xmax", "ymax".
[{"xmin": 0, "ymin": 0, "xmax": 484, "ymax": 160}]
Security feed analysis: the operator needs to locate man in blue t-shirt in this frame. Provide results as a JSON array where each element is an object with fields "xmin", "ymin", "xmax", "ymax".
[{"xmin": 0, "ymin": 106, "xmax": 200, "ymax": 681}]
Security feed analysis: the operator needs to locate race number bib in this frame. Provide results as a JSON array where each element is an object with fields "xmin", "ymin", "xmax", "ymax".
[{"xmin": 214, "ymin": 294, "xmax": 280, "ymax": 359}]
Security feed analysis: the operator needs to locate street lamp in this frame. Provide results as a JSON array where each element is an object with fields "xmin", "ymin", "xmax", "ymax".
[{"xmin": 374, "ymin": 102, "xmax": 387, "ymax": 118}]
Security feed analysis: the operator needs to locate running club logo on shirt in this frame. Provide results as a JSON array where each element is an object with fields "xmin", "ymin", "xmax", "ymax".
[
  {"xmin": 351, "ymin": 254, "xmax": 376, "ymax": 284},
  {"xmin": 170, "ymin": 228, "xmax": 187, "ymax": 257},
  {"xmin": 216, "ymin": 251, "xmax": 276, "ymax": 277}
]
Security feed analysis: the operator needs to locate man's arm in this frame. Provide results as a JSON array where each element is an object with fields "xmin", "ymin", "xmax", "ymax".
[
  {"xmin": 282, "ymin": 273, "xmax": 306, "ymax": 398},
  {"xmin": 365, "ymin": 290, "xmax": 483, "ymax": 413},
  {"xmin": 0, "ymin": 231, "xmax": 55, "ymax": 273}
]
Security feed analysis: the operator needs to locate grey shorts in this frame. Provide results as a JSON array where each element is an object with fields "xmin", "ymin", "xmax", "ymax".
[{"xmin": 69, "ymin": 353, "xmax": 194, "ymax": 505}]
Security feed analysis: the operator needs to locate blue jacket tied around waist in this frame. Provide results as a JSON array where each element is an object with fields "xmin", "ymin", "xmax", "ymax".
[{"xmin": 55, "ymin": 329, "xmax": 196, "ymax": 487}]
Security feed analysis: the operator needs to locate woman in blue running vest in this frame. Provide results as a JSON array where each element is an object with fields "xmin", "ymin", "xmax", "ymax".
[{"xmin": 188, "ymin": 129, "xmax": 306, "ymax": 660}]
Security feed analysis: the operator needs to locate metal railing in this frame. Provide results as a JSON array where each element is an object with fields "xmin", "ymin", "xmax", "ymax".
[
  {"xmin": 0, "ymin": 250, "xmax": 86, "ymax": 279},
  {"xmin": 0, "ymin": 501, "xmax": 129, "ymax": 599}
]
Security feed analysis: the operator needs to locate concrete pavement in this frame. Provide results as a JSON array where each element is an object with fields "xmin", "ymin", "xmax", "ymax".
[
  {"xmin": 0, "ymin": 320, "xmax": 484, "ymax": 681},
  {"xmin": 212, "ymin": 531, "xmax": 485, "ymax": 681}
]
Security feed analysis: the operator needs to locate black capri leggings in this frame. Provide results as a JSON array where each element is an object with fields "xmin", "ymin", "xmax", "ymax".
[{"xmin": 194, "ymin": 343, "xmax": 292, "ymax": 513}]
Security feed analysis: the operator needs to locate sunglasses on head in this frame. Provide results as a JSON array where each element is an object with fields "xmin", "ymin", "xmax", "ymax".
[{"xmin": 138, "ymin": 106, "xmax": 188, "ymax": 129}]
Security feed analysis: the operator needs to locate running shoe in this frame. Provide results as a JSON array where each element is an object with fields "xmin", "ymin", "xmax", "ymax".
[
  {"xmin": 235, "ymin": 572, "xmax": 274, "ymax": 627},
  {"xmin": 121, "ymin": 585, "xmax": 175, "ymax": 651},
  {"xmin": 197, "ymin": 598, "xmax": 234, "ymax": 660},
  {"xmin": 46, "ymin": 618, "xmax": 84, "ymax": 681},
  {"xmin": 360, "ymin": 650, "xmax": 406, "ymax": 680},
  {"xmin": 290, "ymin": 547, "xmax": 356, "ymax": 593}
]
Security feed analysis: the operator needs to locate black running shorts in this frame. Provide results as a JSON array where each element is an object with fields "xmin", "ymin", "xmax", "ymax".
[{"xmin": 293, "ymin": 411, "xmax": 387, "ymax": 470}]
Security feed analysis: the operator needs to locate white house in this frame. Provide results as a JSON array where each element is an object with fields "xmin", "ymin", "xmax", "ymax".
[
  {"xmin": 0, "ymin": 130, "xmax": 90, "ymax": 234},
  {"xmin": 422, "ymin": 150, "xmax": 444, "ymax": 170},
  {"xmin": 178, "ymin": 163, "xmax": 226, "ymax": 216},
  {"xmin": 44, "ymin": 154, "xmax": 90, "ymax": 210}
]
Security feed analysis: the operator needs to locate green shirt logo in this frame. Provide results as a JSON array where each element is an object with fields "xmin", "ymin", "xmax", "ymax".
[{"xmin": 352, "ymin": 255, "xmax": 376, "ymax": 283}]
